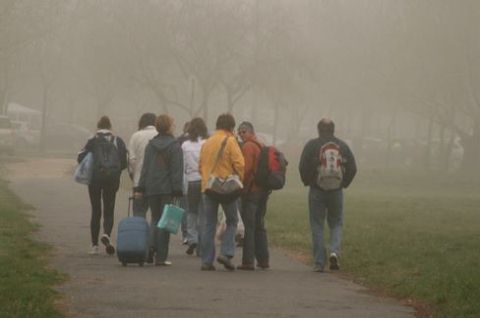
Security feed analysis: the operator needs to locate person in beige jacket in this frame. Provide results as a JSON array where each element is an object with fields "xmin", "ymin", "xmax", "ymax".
[
  {"xmin": 198, "ymin": 113, "xmax": 244, "ymax": 271},
  {"xmin": 128, "ymin": 113, "xmax": 158, "ymax": 216}
]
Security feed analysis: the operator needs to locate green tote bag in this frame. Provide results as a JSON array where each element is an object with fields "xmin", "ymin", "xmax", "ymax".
[{"xmin": 157, "ymin": 204, "xmax": 185, "ymax": 234}]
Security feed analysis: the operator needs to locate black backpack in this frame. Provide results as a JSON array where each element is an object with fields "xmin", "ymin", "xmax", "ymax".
[
  {"xmin": 254, "ymin": 143, "xmax": 288, "ymax": 190},
  {"xmin": 91, "ymin": 135, "xmax": 121, "ymax": 182}
]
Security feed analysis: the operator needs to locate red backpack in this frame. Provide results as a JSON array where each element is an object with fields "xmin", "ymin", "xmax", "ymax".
[{"xmin": 254, "ymin": 144, "xmax": 288, "ymax": 190}]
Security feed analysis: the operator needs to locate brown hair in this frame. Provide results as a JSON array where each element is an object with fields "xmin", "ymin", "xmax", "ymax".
[
  {"xmin": 215, "ymin": 113, "xmax": 236, "ymax": 132},
  {"xmin": 97, "ymin": 116, "xmax": 112, "ymax": 130},
  {"xmin": 138, "ymin": 113, "xmax": 156, "ymax": 130},
  {"xmin": 155, "ymin": 114, "xmax": 174, "ymax": 135},
  {"xmin": 188, "ymin": 117, "xmax": 208, "ymax": 141}
]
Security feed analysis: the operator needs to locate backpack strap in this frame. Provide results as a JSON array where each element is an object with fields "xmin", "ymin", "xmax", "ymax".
[
  {"xmin": 244, "ymin": 139, "xmax": 263, "ymax": 191},
  {"xmin": 209, "ymin": 136, "xmax": 229, "ymax": 176}
]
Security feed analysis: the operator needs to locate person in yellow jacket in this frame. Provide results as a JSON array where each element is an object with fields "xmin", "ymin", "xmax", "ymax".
[{"xmin": 199, "ymin": 113, "xmax": 245, "ymax": 271}]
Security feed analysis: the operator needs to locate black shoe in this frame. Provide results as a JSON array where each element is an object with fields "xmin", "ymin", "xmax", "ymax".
[
  {"xmin": 329, "ymin": 253, "xmax": 340, "ymax": 270},
  {"xmin": 313, "ymin": 264, "xmax": 324, "ymax": 272},
  {"xmin": 186, "ymin": 243, "xmax": 197, "ymax": 255},
  {"xmin": 237, "ymin": 264, "xmax": 255, "ymax": 271},
  {"xmin": 101, "ymin": 234, "xmax": 115, "ymax": 255},
  {"xmin": 217, "ymin": 255, "xmax": 235, "ymax": 271},
  {"xmin": 201, "ymin": 263, "xmax": 216, "ymax": 271},
  {"xmin": 256, "ymin": 262, "xmax": 270, "ymax": 270},
  {"xmin": 147, "ymin": 248, "xmax": 155, "ymax": 264}
]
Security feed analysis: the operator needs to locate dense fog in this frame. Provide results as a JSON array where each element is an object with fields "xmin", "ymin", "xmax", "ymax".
[{"xmin": 1, "ymin": 0, "xmax": 479, "ymax": 176}]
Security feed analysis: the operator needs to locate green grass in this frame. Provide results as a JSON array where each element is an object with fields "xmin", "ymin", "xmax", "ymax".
[
  {"xmin": 0, "ymin": 172, "xmax": 65, "ymax": 318},
  {"xmin": 267, "ymin": 167, "xmax": 480, "ymax": 318}
]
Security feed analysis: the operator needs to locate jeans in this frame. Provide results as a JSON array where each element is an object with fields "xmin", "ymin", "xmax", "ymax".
[
  {"xmin": 240, "ymin": 191, "xmax": 270, "ymax": 266},
  {"xmin": 148, "ymin": 195, "xmax": 172, "ymax": 263},
  {"xmin": 88, "ymin": 182, "xmax": 119, "ymax": 245},
  {"xmin": 308, "ymin": 187, "xmax": 343, "ymax": 267},
  {"xmin": 201, "ymin": 194, "xmax": 238, "ymax": 265},
  {"xmin": 186, "ymin": 181, "xmax": 203, "ymax": 246}
]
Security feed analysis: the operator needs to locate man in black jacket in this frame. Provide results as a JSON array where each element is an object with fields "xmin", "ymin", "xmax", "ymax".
[{"xmin": 299, "ymin": 118, "xmax": 357, "ymax": 272}]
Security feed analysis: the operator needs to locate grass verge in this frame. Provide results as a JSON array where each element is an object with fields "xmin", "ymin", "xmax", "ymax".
[
  {"xmin": 267, "ymin": 168, "xmax": 480, "ymax": 318},
  {"xmin": 0, "ymin": 171, "xmax": 65, "ymax": 318}
]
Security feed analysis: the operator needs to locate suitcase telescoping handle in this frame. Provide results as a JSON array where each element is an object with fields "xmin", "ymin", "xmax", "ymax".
[
  {"xmin": 172, "ymin": 197, "xmax": 180, "ymax": 207},
  {"xmin": 128, "ymin": 196, "xmax": 134, "ymax": 217}
]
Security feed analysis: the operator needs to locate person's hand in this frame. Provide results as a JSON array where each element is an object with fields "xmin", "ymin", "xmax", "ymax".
[
  {"xmin": 172, "ymin": 191, "xmax": 183, "ymax": 198},
  {"xmin": 133, "ymin": 192, "xmax": 143, "ymax": 199}
]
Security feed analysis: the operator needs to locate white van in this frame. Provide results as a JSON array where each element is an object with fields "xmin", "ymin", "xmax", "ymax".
[{"xmin": 6, "ymin": 103, "xmax": 41, "ymax": 149}]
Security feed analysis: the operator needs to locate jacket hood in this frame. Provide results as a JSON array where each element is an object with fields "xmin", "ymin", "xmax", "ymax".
[
  {"xmin": 94, "ymin": 130, "xmax": 114, "ymax": 141},
  {"xmin": 97, "ymin": 129, "xmax": 112, "ymax": 135},
  {"xmin": 150, "ymin": 134, "xmax": 176, "ymax": 151}
]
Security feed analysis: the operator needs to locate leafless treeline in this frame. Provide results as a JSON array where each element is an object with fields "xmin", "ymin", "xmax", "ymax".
[{"xmin": 0, "ymin": 0, "xmax": 479, "ymax": 174}]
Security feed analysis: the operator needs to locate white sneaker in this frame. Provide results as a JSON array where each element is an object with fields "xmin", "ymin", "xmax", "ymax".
[
  {"xmin": 329, "ymin": 252, "xmax": 340, "ymax": 270},
  {"xmin": 89, "ymin": 245, "xmax": 99, "ymax": 255},
  {"xmin": 155, "ymin": 260, "xmax": 172, "ymax": 266}
]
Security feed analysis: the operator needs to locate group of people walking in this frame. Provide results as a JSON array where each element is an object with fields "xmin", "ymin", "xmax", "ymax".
[{"xmin": 77, "ymin": 112, "xmax": 356, "ymax": 272}]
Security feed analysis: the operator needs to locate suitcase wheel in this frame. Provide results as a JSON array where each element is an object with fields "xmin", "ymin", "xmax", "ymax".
[
  {"xmin": 139, "ymin": 262, "xmax": 144, "ymax": 267},
  {"xmin": 122, "ymin": 261, "xmax": 127, "ymax": 267}
]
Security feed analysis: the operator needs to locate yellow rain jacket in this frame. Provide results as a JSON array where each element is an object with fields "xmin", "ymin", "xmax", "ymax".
[{"xmin": 199, "ymin": 130, "xmax": 245, "ymax": 192}]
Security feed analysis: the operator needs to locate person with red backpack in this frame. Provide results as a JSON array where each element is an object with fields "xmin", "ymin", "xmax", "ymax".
[
  {"xmin": 299, "ymin": 118, "xmax": 357, "ymax": 272},
  {"xmin": 236, "ymin": 121, "xmax": 287, "ymax": 270}
]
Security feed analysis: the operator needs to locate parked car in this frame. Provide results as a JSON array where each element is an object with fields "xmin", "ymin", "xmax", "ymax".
[
  {"xmin": 11, "ymin": 121, "xmax": 92, "ymax": 154},
  {"xmin": 0, "ymin": 115, "xmax": 15, "ymax": 155},
  {"xmin": 43, "ymin": 123, "xmax": 92, "ymax": 153},
  {"xmin": 11, "ymin": 120, "xmax": 40, "ymax": 149}
]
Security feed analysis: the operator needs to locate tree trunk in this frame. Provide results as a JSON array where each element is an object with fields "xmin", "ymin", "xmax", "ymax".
[
  {"xmin": 424, "ymin": 115, "xmax": 434, "ymax": 169},
  {"xmin": 272, "ymin": 102, "xmax": 280, "ymax": 146},
  {"xmin": 460, "ymin": 118, "xmax": 480, "ymax": 176},
  {"xmin": 384, "ymin": 110, "xmax": 397, "ymax": 169},
  {"xmin": 201, "ymin": 94, "xmax": 209, "ymax": 125},
  {"xmin": 226, "ymin": 89, "xmax": 234, "ymax": 113},
  {"xmin": 443, "ymin": 128, "xmax": 454, "ymax": 172},
  {"xmin": 354, "ymin": 108, "xmax": 370, "ymax": 164},
  {"xmin": 96, "ymin": 103, "xmax": 107, "ymax": 120},
  {"xmin": 40, "ymin": 86, "xmax": 49, "ymax": 153},
  {"xmin": 1, "ymin": 88, "xmax": 9, "ymax": 115}
]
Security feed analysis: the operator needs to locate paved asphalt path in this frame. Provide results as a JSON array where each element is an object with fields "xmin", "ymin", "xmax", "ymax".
[{"xmin": 8, "ymin": 159, "xmax": 414, "ymax": 318}]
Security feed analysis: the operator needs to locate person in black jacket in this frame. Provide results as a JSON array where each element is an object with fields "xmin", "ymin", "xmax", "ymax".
[
  {"xmin": 134, "ymin": 114, "xmax": 183, "ymax": 266},
  {"xmin": 77, "ymin": 116, "xmax": 128, "ymax": 255},
  {"xmin": 298, "ymin": 118, "xmax": 356, "ymax": 272}
]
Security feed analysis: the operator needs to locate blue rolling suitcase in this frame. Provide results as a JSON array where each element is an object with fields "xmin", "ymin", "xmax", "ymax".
[{"xmin": 116, "ymin": 198, "xmax": 149, "ymax": 266}]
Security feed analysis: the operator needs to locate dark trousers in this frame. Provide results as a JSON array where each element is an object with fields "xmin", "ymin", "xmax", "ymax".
[
  {"xmin": 240, "ymin": 191, "xmax": 270, "ymax": 266},
  {"xmin": 148, "ymin": 195, "xmax": 172, "ymax": 263},
  {"xmin": 88, "ymin": 182, "xmax": 119, "ymax": 245},
  {"xmin": 132, "ymin": 196, "xmax": 149, "ymax": 217},
  {"xmin": 132, "ymin": 196, "xmax": 153, "ymax": 249},
  {"xmin": 178, "ymin": 196, "xmax": 188, "ymax": 239}
]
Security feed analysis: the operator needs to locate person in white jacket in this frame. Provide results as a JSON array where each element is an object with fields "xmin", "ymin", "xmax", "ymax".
[
  {"xmin": 128, "ymin": 113, "xmax": 158, "ymax": 262},
  {"xmin": 129, "ymin": 113, "xmax": 158, "ymax": 194},
  {"xmin": 181, "ymin": 117, "xmax": 208, "ymax": 256},
  {"xmin": 128, "ymin": 113, "xmax": 158, "ymax": 212}
]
